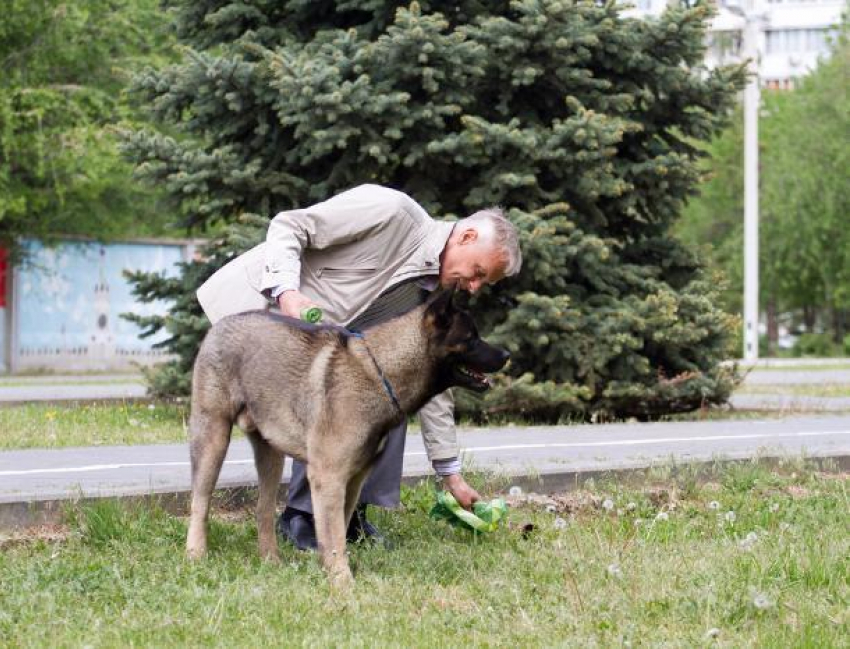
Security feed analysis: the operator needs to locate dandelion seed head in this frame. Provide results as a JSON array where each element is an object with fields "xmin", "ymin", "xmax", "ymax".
[
  {"xmin": 626, "ymin": 502, "xmax": 637, "ymax": 511},
  {"xmin": 508, "ymin": 485, "xmax": 523, "ymax": 497},
  {"xmin": 545, "ymin": 504, "xmax": 557, "ymax": 513},
  {"xmin": 602, "ymin": 498, "xmax": 615, "ymax": 511},
  {"xmin": 655, "ymin": 511, "xmax": 669, "ymax": 522},
  {"xmin": 739, "ymin": 531, "xmax": 759, "ymax": 550},
  {"xmin": 752, "ymin": 592, "xmax": 772, "ymax": 610},
  {"xmin": 705, "ymin": 627, "xmax": 721, "ymax": 639},
  {"xmin": 553, "ymin": 517, "xmax": 567, "ymax": 530},
  {"xmin": 725, "ymin": 510, "xmax": 736, "ymax": 523},
  {"xmin": 147, "ymin": 404, "xmax": 156, "ymax": 410},
  {"xmin": 708, "ymin": 500, "xmax": 721, "ymax": 510},
  {"xmin": 607, "ymin": 562, "xmax": 622, "ymax": 578},
  {"xmin": 769, "ymin": 502, "xmax": 780, "ymax": 513},
  {"xmin": 634, "ymin": 518, "xmax": 644, "ymax": 526}
]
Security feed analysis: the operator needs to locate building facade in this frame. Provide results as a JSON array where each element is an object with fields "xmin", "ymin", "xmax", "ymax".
[{"xmin": 623, "ymin": 0, "xmax": 844, "ymax": 86}]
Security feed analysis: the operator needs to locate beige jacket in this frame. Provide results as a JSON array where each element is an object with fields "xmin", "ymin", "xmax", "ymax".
[{"xmin": 196, "ymin": 184, "xmax": 458, "ymax": 461}]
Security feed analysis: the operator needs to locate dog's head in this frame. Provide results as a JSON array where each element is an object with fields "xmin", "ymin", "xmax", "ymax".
[{"xmin": 424, "ymin": 288, "xmax": 510, "ymax": 393}]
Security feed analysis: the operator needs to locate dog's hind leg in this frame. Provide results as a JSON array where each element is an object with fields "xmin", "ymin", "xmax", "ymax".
[
  {"xmin": 246, "ymin": 430, "xmax": 284, "ymax": 562},
  {"xmin": 186, "ymin": 411, "xmax": 232, "ymax": 560}
]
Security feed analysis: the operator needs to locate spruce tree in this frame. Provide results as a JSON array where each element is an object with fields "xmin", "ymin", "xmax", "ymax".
[{"xmin": 124, "ymin": 0, "xmax": 746, "ymax": 418}]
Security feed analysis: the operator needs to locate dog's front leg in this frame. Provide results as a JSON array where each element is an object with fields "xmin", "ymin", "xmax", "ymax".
[{"xmin": 308, "ymin": 467, "xmax": 353, "ymax": 588}]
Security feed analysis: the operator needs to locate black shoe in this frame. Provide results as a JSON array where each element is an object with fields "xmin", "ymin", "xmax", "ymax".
[
  {"xmin": 346, "ymin": 504, "xmax": 390, "ymax": 548},
  {"xmin": 277, "ymin": 507, "xmax": 317, "ymax": 551}
]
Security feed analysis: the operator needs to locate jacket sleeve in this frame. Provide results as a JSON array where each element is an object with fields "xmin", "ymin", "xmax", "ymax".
[
  {"xmin": 418, "ymin": 390, "xmax": 459, "ymax": 462},
  {"xmin": 261, "ymin": 184, "xmax": 410, "ymax": 296}
]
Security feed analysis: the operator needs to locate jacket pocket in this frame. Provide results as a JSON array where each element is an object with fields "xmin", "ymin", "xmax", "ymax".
[{"xmin": 316, "ymin": 267, "xmax": 377, "ymax": 278}]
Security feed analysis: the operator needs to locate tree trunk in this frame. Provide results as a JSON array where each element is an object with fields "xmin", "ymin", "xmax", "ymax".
[
  {"xmin": 803, "ymin": 305, "xmax": 816, "ymax": 332},
  {"xmin": 832, "ymin": 307, "xmax": 846, "ymax": 345},
  {"xmin": 766, "ymin": 298, "xmax": 778, "ymax": 357}
]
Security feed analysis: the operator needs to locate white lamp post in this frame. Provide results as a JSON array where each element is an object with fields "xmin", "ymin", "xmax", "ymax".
[{"xmin": 742, "ymin": 3, "xmax": 761, "ymax": 361}]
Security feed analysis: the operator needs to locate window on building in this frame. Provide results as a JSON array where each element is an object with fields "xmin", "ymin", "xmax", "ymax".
[
  {"xmin": 707, "ymin": 31, "xmax": 743, "ymax": 59},
  {"xmin": 765, "ymin": 28, "xmax": 835, "ymax": 55}
]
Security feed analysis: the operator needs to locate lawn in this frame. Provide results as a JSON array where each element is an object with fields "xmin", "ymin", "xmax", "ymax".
[
  {"xmin": 736, "ymin": 384, "xmax": 850, "ymax": 398},
  {"xmin": 0, "ymin": 402, "xmax": 190, "ymax": 450},
  {"xmin": 1, "ymin": 461, "xmax": 846, "ymax": 647}
]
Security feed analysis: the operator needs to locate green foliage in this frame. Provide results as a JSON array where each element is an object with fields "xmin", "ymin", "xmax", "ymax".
[
  {"xmin": 125, "ymin": 0, "xmax": 745, "ymax": 418},
  {"xmin": 0, "ymin": 0, "xmax": 176, "ymax": 254},
  {"xmin": 791, "ymin": 333, "xmax": 842, "ymax": 359},
  {"xmin": 678, "ymin": 27, "xmax": 850, "ymax": 342}
]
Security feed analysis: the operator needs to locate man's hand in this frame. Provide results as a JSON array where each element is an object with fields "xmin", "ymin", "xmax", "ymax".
[
  {"xmin": 277, "ymin": 290, "xmax": 320, "ymax": 319},
  {"xmin": 441, "ymin": 474, "xmax": 480, "ymax": 510}
]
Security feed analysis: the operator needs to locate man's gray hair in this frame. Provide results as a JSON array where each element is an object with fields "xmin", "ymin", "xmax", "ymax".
[{"xmin": 460, "ymin": 207, "xmax": 523, "ymax": 277}]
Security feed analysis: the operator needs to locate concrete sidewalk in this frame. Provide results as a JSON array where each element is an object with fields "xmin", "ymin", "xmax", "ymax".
[
  {"xmin": 2, "ymin": 414, "xmax": 848, "ymax": 529},
  {"xmin": 0, "ymin": 374, "xmax": 147, "ymax": 402}
]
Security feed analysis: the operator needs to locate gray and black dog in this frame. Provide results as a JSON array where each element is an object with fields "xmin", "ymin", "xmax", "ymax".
[{"xmin": 186, "ymin": 289, "xmax": 509, "ymax": 586}]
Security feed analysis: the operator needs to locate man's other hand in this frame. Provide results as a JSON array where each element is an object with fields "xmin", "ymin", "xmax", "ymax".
[
  {"xmin": 441, "ymin": 474, "xmax": 480, "ymax": 510},
  {"xmin": 277, "ymin": 290, "xmax": 320, "ymax": 319}
]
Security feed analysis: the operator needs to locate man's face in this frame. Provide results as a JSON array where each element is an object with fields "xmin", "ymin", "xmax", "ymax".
[{"xmin": 439, "ymin": 227, "xmax": 507, "ymax": 294}]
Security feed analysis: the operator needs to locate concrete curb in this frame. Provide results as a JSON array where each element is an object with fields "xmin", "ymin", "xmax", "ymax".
[{"xmin": 3, "ymin": 453, "xmax": 847, "ymax": 531}]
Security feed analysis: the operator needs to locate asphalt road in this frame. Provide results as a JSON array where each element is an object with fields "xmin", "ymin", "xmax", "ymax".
[{"xmin": 2, "ymin": 415, "xmax": 847, "ymax": 506}]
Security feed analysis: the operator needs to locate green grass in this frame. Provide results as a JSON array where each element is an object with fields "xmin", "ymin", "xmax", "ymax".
[
  {"xmin": 660, "ymin": 408, "xmax": 817, "ymax": 423},
  {"xmin": 0, "ymin": 402, "xmax": 190, "ymax": 450},
  {"xmin": 736, "ymin": 384, "xmax": 850, "ymax": 398},
  {"xmin": 747, "ymin": 363, "xmax": 850, "ymax": 372},
  {"xmin": 0, "ymin": 461, "xmax": 846, "ymax": 647}
]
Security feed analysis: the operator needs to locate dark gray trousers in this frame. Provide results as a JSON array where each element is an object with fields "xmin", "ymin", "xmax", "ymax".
[
  {"xmin": 286, "ymin": 420, "xmax": 407, "ymax": 512},
  {"xmin": 285, "ymin": 278, "xmax": 428, "ymax": 514}
]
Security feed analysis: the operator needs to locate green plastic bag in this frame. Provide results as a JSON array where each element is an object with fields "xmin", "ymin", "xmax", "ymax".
[{"xmin": 429, "ymin": 491, "xmax": 508, "ymax": 533}]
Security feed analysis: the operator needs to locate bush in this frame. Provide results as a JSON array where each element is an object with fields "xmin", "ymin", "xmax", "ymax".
[{"xmin": 792, "ymin": 333, "xmax": 842, "ymax": 358}]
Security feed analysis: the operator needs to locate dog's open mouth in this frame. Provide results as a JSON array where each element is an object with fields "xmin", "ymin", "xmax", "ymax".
[{"xmin": 456, "ymin": 365, "xmax": 492, "ymax": 391}]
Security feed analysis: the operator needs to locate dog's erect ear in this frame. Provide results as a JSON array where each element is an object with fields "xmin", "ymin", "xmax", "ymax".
[{"xmin": 424, "ymin": 285, "xmax": 456, "ymax": 328}]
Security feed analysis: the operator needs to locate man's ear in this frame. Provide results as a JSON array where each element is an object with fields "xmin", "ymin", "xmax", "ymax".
[
  {"xmin": 424, "ymin": 285, "xmax": 456, "ymax": 328},
  {"xmin": 458, "ymin": 227, "xmax": 478, "ymax": 245}
]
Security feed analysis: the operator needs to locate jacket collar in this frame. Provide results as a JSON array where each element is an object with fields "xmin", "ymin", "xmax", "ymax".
[{"xmin": 422, "ymin": 220, "xmax": 456, "ymax": 271}]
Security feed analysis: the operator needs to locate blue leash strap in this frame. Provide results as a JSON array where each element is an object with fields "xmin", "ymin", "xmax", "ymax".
[{"xmin": 348, "ymin": 331, "xmax": 403, "ymax": 415}]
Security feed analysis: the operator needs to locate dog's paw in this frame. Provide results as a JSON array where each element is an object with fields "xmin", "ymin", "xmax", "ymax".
[
  {"xmin": 328, "ymin": 566, "xmax": 355, "ymax": 591},
  {"xmin": 260, "ymin": 548, "xmax": 282, "ymax": 564},
  {"xmin": 185, "ymin": 545, "xmax": 207, "ymax": 561}
]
